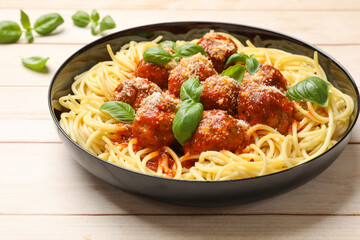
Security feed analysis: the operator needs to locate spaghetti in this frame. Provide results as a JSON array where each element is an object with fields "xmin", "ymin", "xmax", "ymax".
[{"xmin": 58, "ymin": 32, "xmax": 354, "ymax": 181}]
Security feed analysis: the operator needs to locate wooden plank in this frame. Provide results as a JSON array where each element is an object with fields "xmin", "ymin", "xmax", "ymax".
[
  {"xmin": 0, "ymin": 86, "xmax": 359, "ymax": 143},
  {"xmin": 1, "ymin": 44, "xmax": 359, "ymax": 87},
  {"xmin": 0, "ymin": 143, "xmax": 359, "ymax": 215},
  {"xmin": 0, "ymin": 215, "xmax": 359, "ymax": 240},
  {"xmin": 1, "ymin": 0, "xmax": 360, "ymax": 10},
  {"xmin": 0, "ymin": 9, "xmax": 359, "ymax": 45},
  {"xmin": 0, "ymin": 44, "xmax": 82, "ymax": 87}
]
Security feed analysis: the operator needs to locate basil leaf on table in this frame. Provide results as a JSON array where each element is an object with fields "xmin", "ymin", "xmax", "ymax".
[
  {"xmin": 224, "ymin": 53, "xmax": 248, "ymax": 68},
  {"xmin": 99, "ymin": 15, "xmax": 116, "ymax": 33},
  {"xmin": 34, "ymin": 13, "xmax": 64, "ymax": 35},
  {"xmin": 180, "ymin": 78, "xmax": 204, "ymax": 103},
  {"xmin": 91, "ymin": 10, "xmax": 100, "ymax": 23},
  {"xmin": 20, "ymin": 10, "xmax": 31, "ymax": 30},
  {"xmin": 285, "ymin": 77, "xmax": 331, "ymax": 107},
  {"xmin": 99, "ymin": 101, "xmax": 135, "ymax": 123},
  {"xmin": 22, "ymin": 56, "xmax": 49, "ymax": 71},
  {"xmin": 220, "ymin": 64, "xmax": 246, "ymax": 83},
  {"xmin": 143, "ymin": 46, "xmax": 174, "ymax": 65},
  {"xmin": 72, "ymin": 11, "xmax": 90, "ymax": 27},
  {"xmin": 91, "ymin": 22, "xmax": 98, "ymax": 35},
  {"xmin": 172, "ymin": 102, "xmax": 203, "ymax": 145},
  {"xmin": 0, "ymin": 21, "xmax": 22, "ymax": 43},
  {"xmin": 178, "ymin": 43, "xmax": 207, "ymax": 57},
  {"xmin": 25, "ymin": 30, "xmax": 34, "ymax": 43},
  {"xmin": 245, "ymin": 54, "xmax": 260, "ymax": 74}
]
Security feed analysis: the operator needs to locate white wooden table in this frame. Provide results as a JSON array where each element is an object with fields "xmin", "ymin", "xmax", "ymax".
[{"xmin": 1, "ymin": 1, "xmax": 360, "ymax": 239}]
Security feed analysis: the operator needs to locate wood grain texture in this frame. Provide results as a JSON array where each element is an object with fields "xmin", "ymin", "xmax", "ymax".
[
  {"xmin": 0, "ymin": 9, "xmax": 359, "ymax": 45},
  {"xmin": 2, "ymin": 85, "xmax": 360, "ymax": 143},
  {"xmin": 1, "ymin": 44, "xmax": 359, "ymax": 87},
  {"xmin": 1, "ymin": 1, "xmax": 360, "ymax": 239},
  {"xmin": 0, "ymin": 143, "xmax": 359, "ymax": 215},
  {"xmin": 0, "ymin": 215, "xmax": 359, "ymax": 240},
  {"xmin": 1, "ymin": 0, "xmax": 360, "ymax": 10}
]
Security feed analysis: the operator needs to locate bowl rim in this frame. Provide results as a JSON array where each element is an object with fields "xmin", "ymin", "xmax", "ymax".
[{"xmin": 48, "ymin": 21, "xmax": 360, "ymax": 183}]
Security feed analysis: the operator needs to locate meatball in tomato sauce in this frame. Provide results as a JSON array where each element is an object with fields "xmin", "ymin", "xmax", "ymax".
[
  {"xmin": 198, "ymin": 32, "xmax": 238, "ymax": 73},
  {"xmin": 135, "ymin": 45, "xmax": 176, "ymax": 89},
  {"xmin": 135, "ymin": 61, "xmax": 170, "ymax": 89},
  {"xmin": 183, "ymin": 110, "xmax": 249, "ymax": 155},
  {"xmin": 132, "ymin": 92, "xmax": 179, "ymax": 148},
  {"xmin": 200, "ymin": 75, "xmax": 240, "ymax": 115},
  {"xmin": 168, "ymin": 53, "xmax": 217, "ymax": 97},
  {"xmin": 113, "ymin": 77, "xmax": 161, "ymax": 110},
  {"xmin": 241, "ymin": 64, "xmax": 288, "ymax": 92},
  {"xmin": 237, "ymin": 84, "xmax": 293, "ymax": 135}
]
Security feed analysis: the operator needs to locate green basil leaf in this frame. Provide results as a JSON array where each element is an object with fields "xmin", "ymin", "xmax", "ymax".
[
  {"xmin": 159, "ymin": 40, "xmax": 179, "ymax": 52},
  {"xmin": 25, "ymin": 30, "xmax": 34, "ymax": 43},
  {"xmin": 178, "ymin": 43, "xmax": 207, "ymax": 57},
  {"xmin": 91, "ymin": 22, "xmax": 98, "ymax": 35},
  {"xmin": 22, "ymin": 56, "xmax": 49, "ymax": 71},
  {"xmin": 143, "ymin": 46, "xmax": 174, "ymax": 65},
  {"xmin": 99, "ymin": 15, "xmax": 116, "ymax": 32},
  {"xmin": 20, "ymin": 10, "xmax": 31, "ymax": 30},
  {"xmin": 172, "ymin": 102, "xmax": 203, "ymax": 145},
  {"xmin": 245, "ymin": 55, "xmax": 260, "ymax": 74},
  {"xmin": 91, "ymin": 10, "xmax": 100, "ymax": 23},
  {"xmin": 99, "ymin": 101, "xmax": 135, "ymax": 123},
  {"xmin": 177, "ymin": 99, "xmax": 194, "ymax": 108},
  {"xmin": 0, "ymin": 21, "xmax": 22, "ymax": 43},
  {"xmin": 72, "ymin": 11, "xmax": 90, "ymax": 28},
  {"xmin": 34, "ymin": 13, "xmax": 64, "ymax": 35},
  {"xmin": 180, "ymin": 78, "xmax": 204, "ymax": 103},
  {"xmin": 285, "ymin": 77, "xmax": 331, "ymax": 107},
  {"xmin": 224, "ymin": 53, "xmax": 248, "ymax": 68},
  {"xmin": 220, "ymin": 64, "xmax": 246, "ymax": 83}
]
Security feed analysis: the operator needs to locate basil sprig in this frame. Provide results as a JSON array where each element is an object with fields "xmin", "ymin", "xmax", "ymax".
[
  {"xmin": 0, "ymin": 10, "xmax": 64, "ymax": 44},
  {"xmin": 172, "ymin": 78, "xmax": 204, "ymax": 145},
  {"xmin": 99, "ymin": 101, "xmax": 135, "ymax": 123},
  {"xmin": 72, "ymin": 10, "xmax": 116, "ymax": 36},
  {"xmin": 285, "ymin": 77, "xmax": 331, "ymax": 107},
  {"xmin": 143, "ymin": 41, "xmax": 206, "ymax": 65},
  {"xmin": 22, "ymin": 56, "xmax": 49, "ymax": 71},
  {"xmin": 20, "ymin": 10, "xmax": 33, "ymax": 43},
  {"xmin": 180, "ymin": 77, "xmax": 204, "ymax": 103},
  {"xmin": 220, "ymin": 64, "xmax": 246, "ymax": 83},
  {"xmin": 224, "ymin": 53, "xmax": 261, "ymax": 74}
]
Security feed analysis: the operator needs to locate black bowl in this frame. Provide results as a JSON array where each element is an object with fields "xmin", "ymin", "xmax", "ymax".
[{"xmin": 48, "ymin": 22, "xmax": 359, "ymax": 206}]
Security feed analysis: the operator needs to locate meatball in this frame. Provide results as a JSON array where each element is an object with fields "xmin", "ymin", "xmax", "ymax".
[
  {"xmin": 135, "ymin": 60, "xmax": 170, "ymax": 89},
  {"xmin": 168, "ymin": 53, "xmax": 217, "ymax": 97},
  {"xmin": 132, "ymin": 92, "xmax": 179, "ymax": 148},
  {"xmin": 113, "ymin": 77, "xmax": 161, "ymax": 110},
  {"xmin": 241, "ymin": 64, "xmax": 288, "ymax": 92},
  {"xmin": 183, "ymin": 110, "xmax": 249, "ymax": 155},
  {"xmin": 135, "ymin": 45, "xmax": 176, "ymax": 89},
  {"xmin": 237, "ymin": 84, "xmax": 293, "ymax": 135},
  {"xmin": 200, "ymin": 75, "xmax": 240, "ymax": 115},
  {"xmin": 198, "ymin": 32, "xmax": 238, "ymax": 72}
]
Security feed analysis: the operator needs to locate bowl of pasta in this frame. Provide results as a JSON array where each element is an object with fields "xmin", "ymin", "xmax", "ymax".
[{"xmin": 49, "ymin": 22, "xmax": 359, "ymax": 206}]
